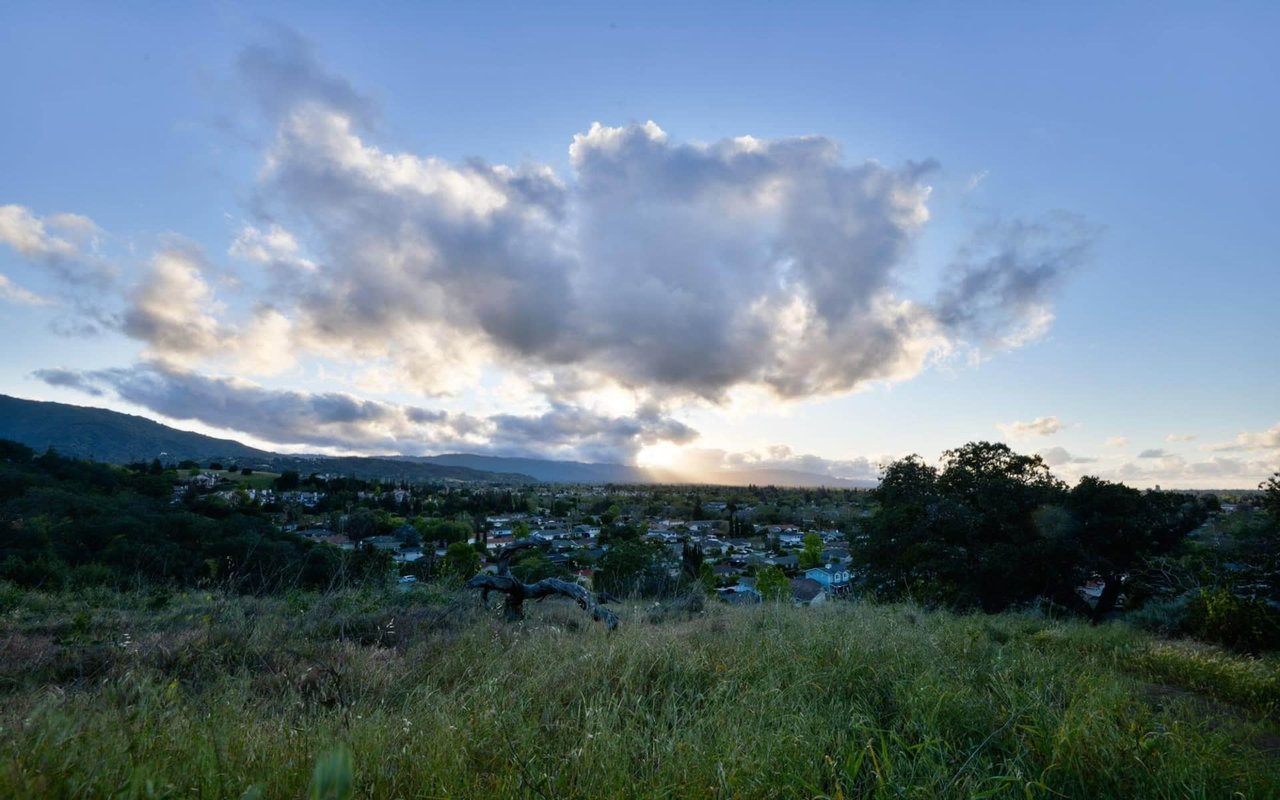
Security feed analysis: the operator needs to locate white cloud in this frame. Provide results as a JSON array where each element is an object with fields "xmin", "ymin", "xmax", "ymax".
[
  {"xmin": 1165, "ymin": 433, "xmax": 1197, "ymax": 442},
  {"xmin": 1108, "ymin": 453, "xmax": 1278, "ymax": 488},
  {"xmin": 1104, "ymin": 436, "xmax": 1129, "ymax": 448},
  {"xmin": 1205, "ymin": 422, "xmax": 1280, "ymax": 453},
  {"xmin": 0, "ymin": 205, "xmax": 81, "ymax": 261},
  {"xmin": 997, "ymin": 415, "xmax": 1062, "ymax": 438},
  {"xmin": 121, "ymin": 248, "xmax": 225, "ymax": 364},
  {"xmin": 0, "ymin": 205, "xmax": 110, "ymax": 287},
  {"xmin": 228, "ymin": 223, "xmax": 315, "ymax": 272},
  {"xmin": 0, "ymin": 273, "xmax": 50, "ymax": 306}
]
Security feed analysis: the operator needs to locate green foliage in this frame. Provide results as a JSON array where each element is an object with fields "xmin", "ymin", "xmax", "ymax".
[
  {"xmin": 799, "ymin": 531, "xmax": 824, "ymax": 568},
  {"xmin": 680, "ymin": 541, "xmax": 704, "ymax": 581},
  {"xmin": 756, "ymin": 565, "xmax": 790, "ymax": 601},
  {"xmin": 1126, "ymin": 595, "xmax": 1192, "ymax": 637},
  {"xmin": 1261, "ymin": 472, "xmax": 1280, "ymax": 520},
  {"xmin": 699, "ymin": 562, "xmax": 717, "ymax": 592},
  {"xmin": 0, "ymin": 441, "xmax": 356, "ymax": 593},
  {"xmin": 594, "ymin": 540, "xmax": 666, "ymax": 596},
  {"xmin": 510, "ymin": 551, "xmax": 568, "ymax": 583},
  {"xmin": 1187, "ymin": 588, "xmax": 1280, "ymax": 654},
  {"xmin": 309, "ymin": 747, "xmax": 354, "ymax": 800},
  {"xmin": 862, "ymin": 442, "xmax": 1206, "ymax": 614},
  {"xmin": 415, "ymin": 517, "xmax": 473, "ymax": 545},
  {"xmin": 344, "ymin": 508, "xmax": 378, "ymax": 541},
  {"xmin": 443, "ymin": 542, "xmax": 480, "ymax": 578}
]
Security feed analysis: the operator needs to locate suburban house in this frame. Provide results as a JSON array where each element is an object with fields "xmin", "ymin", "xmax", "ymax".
[
  {"xmin": 805, "ymin": 566, "xmax": 852, "ymax": 597},
  {"xmin": 790, "ymin": 577, "xmax": 825, "ymax": 606}
]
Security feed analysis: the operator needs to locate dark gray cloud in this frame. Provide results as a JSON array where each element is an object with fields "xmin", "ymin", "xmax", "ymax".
[
  {"xmin": 1138, "ymin": 448, "xmax": 1170, "ymax": 459},
  {"xmin": 34, "ymin": 363, "xmax": 695, "ymax": 463},
  {"xmin": 1037, "ymin": 446, "xmax": 1097, "ymax": 467},
  {"xmin": 31, "ymin": 368, "xmax": 104, "ymax": 396}
]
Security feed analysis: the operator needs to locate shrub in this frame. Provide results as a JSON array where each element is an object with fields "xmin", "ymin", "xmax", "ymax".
[
  {"xmin": 1128, "ymin": 594, "xmax": 1192, "ymax": 637},
  {"xmin": 1187, "ymin": 588, "xmax": 1280, "ymax": 653}
]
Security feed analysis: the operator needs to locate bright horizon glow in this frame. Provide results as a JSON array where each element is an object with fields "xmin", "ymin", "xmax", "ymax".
[{"xmin": 635, "ymin": 442, "xmax": 685, "ymax": 471}]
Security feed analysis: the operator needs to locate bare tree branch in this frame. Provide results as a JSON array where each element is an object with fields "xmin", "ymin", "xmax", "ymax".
[{"xmin": 465, "ymin": 541, "xmax": 619, "ymax": 630}]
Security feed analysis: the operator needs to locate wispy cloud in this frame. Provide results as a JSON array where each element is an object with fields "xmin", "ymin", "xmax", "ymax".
[
  {"xmin": 997, "ymin": 415, "xmax": 1062, "ymax": 438},
  {"xmin": 0, "ymin": 205, "xmax": 112, "ymax": 287},
  {"xmin": 0, "ymin": 274, "xmax": 50, "ymax": 306},
  {"xmin": 1205, "ymin": 422, "xmax": 1280, "ymax": 453}
]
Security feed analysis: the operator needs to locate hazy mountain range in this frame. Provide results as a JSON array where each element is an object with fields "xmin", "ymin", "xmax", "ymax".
[{"xmin": 0, "ymin": 395, "xmax": 874, "ymax": 488}]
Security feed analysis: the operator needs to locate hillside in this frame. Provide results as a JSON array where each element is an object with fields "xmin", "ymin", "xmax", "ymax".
[
  {"xmin": 0, "ymin": 395, "xmax": 872, "ymax": 487},
  {"xmin": 1, "ymin": 587, "xmax": 1276, "ymax": 797},
  {"xmin": 0, "ymin": 395, "xmax": 532, "ymax": 484},
  {"xmin": 0, "ymin": 394, "xmax": 274, "ymax": 464}
]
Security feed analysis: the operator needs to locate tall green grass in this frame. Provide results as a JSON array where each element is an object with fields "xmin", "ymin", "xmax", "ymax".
[{"xmin": 1, "ymin": 584, "xmax": 1276, "ymax": 798}]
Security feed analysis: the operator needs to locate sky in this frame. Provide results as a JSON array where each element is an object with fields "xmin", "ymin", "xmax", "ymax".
[{"xmin": 1, "ymin": 1, "xmax": 1277, "ymax": 488}]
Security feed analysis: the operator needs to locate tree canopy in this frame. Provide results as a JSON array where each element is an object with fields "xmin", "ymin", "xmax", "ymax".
[{"xmin": 859, "ymin": 441, "xmax": 1207, "ymax": 613}]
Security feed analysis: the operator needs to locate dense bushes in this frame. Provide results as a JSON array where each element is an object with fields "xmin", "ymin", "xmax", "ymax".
[
  {"xmin": 0, "ymin": 441, "xmax": 369, "ymax": 593},
  {"xmin": 1187, "ymin": 588, "xmax": 1280, "ymax": 654}
]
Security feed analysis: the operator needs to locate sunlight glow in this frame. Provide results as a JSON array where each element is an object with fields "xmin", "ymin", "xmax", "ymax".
[{"xmin": 635, "ymin": 441, "xmax": 684, "ymax": 470}]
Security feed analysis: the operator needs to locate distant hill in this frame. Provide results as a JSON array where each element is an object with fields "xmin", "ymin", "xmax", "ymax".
[
  {"xmin": 411, "ymin": 454, "xmax": 874, "ymax": 488},
  {"xmin": 0, "ymin": 395, "xmax": 532, "ymax": 485},
  {"xmin": 0, "ymin": 394, "xmax": 875, "ymax": 488},
  {"xmin": 0, "ymin": 394, "xmax": 273, "ymax": 464},
  {"xmin": 404, "ymin": 453, "xmax": 650, "ymax": 484}
]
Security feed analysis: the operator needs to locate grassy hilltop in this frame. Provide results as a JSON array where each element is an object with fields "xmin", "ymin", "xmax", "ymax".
[{"xmin": 2, "ymin": 584, "xmax": 1277, "ymax": 799}]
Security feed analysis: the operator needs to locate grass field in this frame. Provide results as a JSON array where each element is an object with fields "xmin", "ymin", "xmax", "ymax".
[{"xmin": 1, "ymin": 583, "xmax": 1277, "ymax": 798}]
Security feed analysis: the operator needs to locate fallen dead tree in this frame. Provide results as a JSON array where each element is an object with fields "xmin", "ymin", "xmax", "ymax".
[{"xmin": 465, "ymin": 541, "xmax": 619, "ymax": 631}]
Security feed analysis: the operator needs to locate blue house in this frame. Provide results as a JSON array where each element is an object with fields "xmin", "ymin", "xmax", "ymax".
[{"xmin": 805, "ymin": 566, "xmax": 852, "ymax": 595}]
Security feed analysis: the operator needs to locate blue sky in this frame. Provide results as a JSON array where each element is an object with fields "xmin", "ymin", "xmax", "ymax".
[{"xmin": 1, "ymin": 1, "xmax": 1276, "ymax": 487}]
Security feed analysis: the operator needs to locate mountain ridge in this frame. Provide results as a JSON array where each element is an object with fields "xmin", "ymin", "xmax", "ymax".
[{"xmin": 0, "ymin": 394, "xmax": 874, "ymax": 487}]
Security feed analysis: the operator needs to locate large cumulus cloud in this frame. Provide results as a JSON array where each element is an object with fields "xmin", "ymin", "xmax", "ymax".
[
  {"xmin": 204, "ymin": 35, "xmax": 1097, "ymax": 406},
  {"xmin": 24, "ymin": 33, "xmax": 1101, "ymax": 465}
]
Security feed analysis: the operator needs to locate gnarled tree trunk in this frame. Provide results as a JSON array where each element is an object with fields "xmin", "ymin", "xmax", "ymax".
[{"xmin": 465, "ymin": 541, "xmax": 618, "ymax": 630}]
